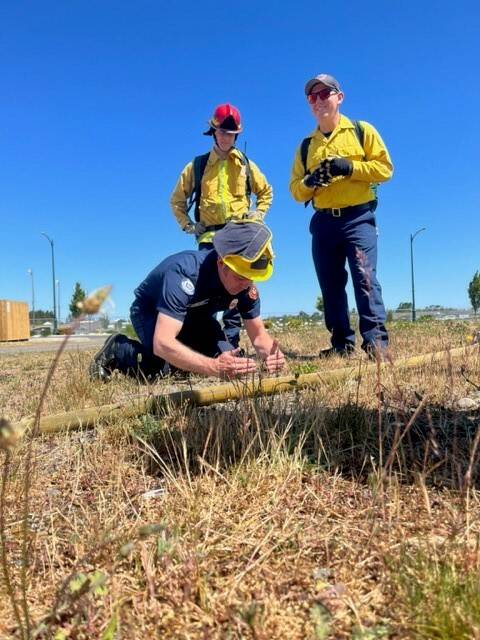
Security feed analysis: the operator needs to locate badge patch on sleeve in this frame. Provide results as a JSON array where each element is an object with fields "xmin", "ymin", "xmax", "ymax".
[
  {"xmin": 248, "ymin": 286, "xmax": 258, "ymax": 300},
  {"xmin": 181, "ymin": 279, "xmax": 195, "ymax": 295}
]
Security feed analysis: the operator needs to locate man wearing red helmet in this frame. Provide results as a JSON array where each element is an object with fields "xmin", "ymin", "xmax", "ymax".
[{"xmin": 170, "ymin": 103, "xmax": 273, "ymax": 348}]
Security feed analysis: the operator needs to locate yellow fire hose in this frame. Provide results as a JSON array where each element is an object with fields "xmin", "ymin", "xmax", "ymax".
[{"xmin": 6, "ymin": 345, "xmax": 478, "ymax": 440}]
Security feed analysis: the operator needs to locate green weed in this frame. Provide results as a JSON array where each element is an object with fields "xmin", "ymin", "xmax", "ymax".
[{"xmin": 392, "ymin": 549, "xmax": 480, "ymax": 639}]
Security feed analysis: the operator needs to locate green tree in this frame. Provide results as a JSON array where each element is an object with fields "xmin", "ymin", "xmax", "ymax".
[
  {"xmin": 315, "ymin": 296, "xmax": 324, "ymax": 314},
  {"xmin": 397, "ymin": 302, "xmax": 413, "ymax": 310},
  {"xmin": 29, "ymin": 309, "xmax": 54, "ymax": 319},
  {"xmin": 468, "ymin": 271, "xmax": 480, "ymax": 316},
  {"xmin": 69, "ymin": 282, "xmax": 86, "ymax": 318}
]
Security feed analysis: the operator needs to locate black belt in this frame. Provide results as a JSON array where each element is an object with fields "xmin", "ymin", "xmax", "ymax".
[
  {"xmin": 204, "ymin": 224, "xmax": 226, "ymax": 232},
  {"xmin": 314, "ymin": 201, "xmax": 374, "ymax": 217}
]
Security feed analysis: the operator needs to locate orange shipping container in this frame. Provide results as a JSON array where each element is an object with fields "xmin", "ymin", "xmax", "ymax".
[{"xmin": 0, "ymin": 300, "xmax": 30, "ymax": 341}]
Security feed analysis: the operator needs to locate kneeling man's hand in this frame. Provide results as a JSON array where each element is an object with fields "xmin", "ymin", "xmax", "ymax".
[
  {"xmin": 263, "ymin": 340, "xmax": 286, "ymax": 373},
  {"xmin": 216, "ymin": 349, "xmax": 258, "ymax": 380}
]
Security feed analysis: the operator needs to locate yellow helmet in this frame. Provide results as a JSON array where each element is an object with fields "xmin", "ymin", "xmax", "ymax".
[{"xmin": 213, "ymin": 220, "xmax": 274, "ymax": 282}]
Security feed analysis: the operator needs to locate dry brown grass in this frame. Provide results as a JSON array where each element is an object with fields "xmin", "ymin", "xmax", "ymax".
[{"xmin": 1, "ymin": 319, "xmax": 480, "ymax": 639}]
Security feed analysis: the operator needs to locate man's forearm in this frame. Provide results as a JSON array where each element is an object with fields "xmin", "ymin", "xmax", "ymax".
[
  {"xmin": 251, "ymin": 331, "xmax": 275, "ymax": 360},
  {"xmin": 154, "ymin": 338, "xmax": 217, "ymax": 376},
  {"xmin": 250, "ymin": 329, "xmax": 285, "ymax": 374}
]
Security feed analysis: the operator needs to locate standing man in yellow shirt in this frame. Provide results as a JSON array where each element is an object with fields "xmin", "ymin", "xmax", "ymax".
[
  {"xmin": 171, "ymin": 103, "xmax": 273, "ymax": 348},
  {"xmin": 290, "ymin": 74, "xmax": 393, "ymax": 359}
]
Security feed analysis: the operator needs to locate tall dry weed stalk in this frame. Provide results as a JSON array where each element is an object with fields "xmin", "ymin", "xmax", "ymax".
[
  {"xmin": 355, "ymin": 246, "xmax": 389, "ymax": 494},
  {"xmin": 0, "ymin": 286, "xmax": 111, "ymax": 639}
]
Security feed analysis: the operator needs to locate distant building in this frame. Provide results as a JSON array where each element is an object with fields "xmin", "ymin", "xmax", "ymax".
[{"xmin": 75, "ymin": 319, "xmax": 103, "ymax": 334}]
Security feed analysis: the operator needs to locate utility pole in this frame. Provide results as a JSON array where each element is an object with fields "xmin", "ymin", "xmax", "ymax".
[
  {"xmin": 41, "ymin": 233, "xmax": 58, "ymax": 333},
  {"xmin": 410, "ymin": 227, "xmax": 426, "ymax": 322},
  {"xmin": 56, "ymin": 279, "xmax": 61, "ymax": 324},
  {"xmin": 27, "ymin": 268, "xmax": 35, "ymax": 328}
]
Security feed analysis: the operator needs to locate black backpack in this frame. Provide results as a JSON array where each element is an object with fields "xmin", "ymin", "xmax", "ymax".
[
  {"xmin": 300, "ymin": 120, "xmax": 378, "ymax": 209},
  {"xmin": 186, "ymin": 151, "xmax": 253, "ymax": 221}
]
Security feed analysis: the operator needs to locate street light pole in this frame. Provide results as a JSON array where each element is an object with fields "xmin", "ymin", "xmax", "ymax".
[
  {"xmin": 56, "ymin": 279, "xmax": 61, "ymax": 324},
  {"xmin": 27, "ymin": 268, "xmax": 35, "ymax": 328},
  {"xmin": 41, "ymin": 233, "xmax": 58, "ymax": 334},
  {"xmin": 410, "ymin": 227, "xmax": 426, "ymax": 322}
]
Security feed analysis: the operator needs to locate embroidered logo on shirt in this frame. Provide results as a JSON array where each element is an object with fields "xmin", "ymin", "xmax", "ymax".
[
  {"xmin": 229, "ymin": 298, "xmax": 239, "ymax": 310},
  {"xmin": 181, "ymin": 279, "xmax": 195, "ymax": 295},
  {"xmin": 248, "ymin": 286, "xmax": 258, "ymax": 300}
]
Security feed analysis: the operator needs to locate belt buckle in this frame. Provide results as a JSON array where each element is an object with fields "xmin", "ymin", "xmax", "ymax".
[{"xmin": 332, "ymin": 208, "xmax": 342, "ymax": 217}]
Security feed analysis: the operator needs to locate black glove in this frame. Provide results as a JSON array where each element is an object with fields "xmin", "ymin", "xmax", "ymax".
[
  {"xmin": 303, "ymin": 166, "xmax": 332, "ymax": 189},
  {"xmin": 321, "ymin": 157, "xmax": 353, "ymax": 177}
]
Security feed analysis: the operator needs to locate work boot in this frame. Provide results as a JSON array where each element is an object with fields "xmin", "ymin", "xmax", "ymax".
[
  {"xmin": 89, "ymin": 333, "xmax": 121, "ymax": 381},
  {"xmin": 319, "ymin": 344, "xmax": 355, "ymax": 359}
]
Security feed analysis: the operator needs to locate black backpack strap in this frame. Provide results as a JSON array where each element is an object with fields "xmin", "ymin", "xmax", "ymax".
[
  {"xmin": 299, "ymin": 137, "xmax": 313, "ymax": 208},
  {"xmin": 352, "ymin": 119, "xmax": 378, "ymax": 208},
  {"xmin": 300, "ymin": 137, "xmax": 312, "ymax": 174},
  {"xmin": 186, "ymin": 152, "xmax": 210, "ymax": 222},
  {"xmin": 238, "ymin": 151, "xmax": 252, "ymax": 203},
  {"xmin": 352, "ymin": 120, "xmax": 365, "ymax": 158}
]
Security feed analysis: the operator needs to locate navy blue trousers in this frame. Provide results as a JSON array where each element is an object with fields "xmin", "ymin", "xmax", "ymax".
[
  {"xmin": 199, "ymin": 242, "xmax": 241, "ymax": 348},
  {"xmin": 310, "ymin": 206, "xmax": 388, "ymax": 351},
  {"xmin": 110, "ymin": 301, "xmax": 233, "ymax": 379}
]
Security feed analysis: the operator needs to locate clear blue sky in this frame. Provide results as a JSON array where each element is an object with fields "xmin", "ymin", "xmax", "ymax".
[{"xmin": 2, "ymin": 1, "xmax": 479, "ymax": 319}]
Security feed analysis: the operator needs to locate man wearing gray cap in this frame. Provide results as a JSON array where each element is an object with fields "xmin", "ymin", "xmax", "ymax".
[
  {"xmin": 90, "ymin": 220, "xmax": 285, "ymax": 381},
  {"xmin": 290, "ymin": 73, "xmax": 393, "ymax": 359}
]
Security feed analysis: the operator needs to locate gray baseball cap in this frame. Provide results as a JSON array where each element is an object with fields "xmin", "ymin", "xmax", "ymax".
[{"xmin": 304, "ymin": 74, "xmax": 341, "ymax": 96}]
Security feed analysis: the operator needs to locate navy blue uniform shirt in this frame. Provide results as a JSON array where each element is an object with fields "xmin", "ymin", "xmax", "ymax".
[{"xmin": 134, "ymin": 249, "xmax": 260, "ymax": 322}]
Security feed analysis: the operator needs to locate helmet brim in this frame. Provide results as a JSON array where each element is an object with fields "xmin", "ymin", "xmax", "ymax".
[
  {"xmin": 222, "ymin": 243, "xmax": 274, "ymax": 282},
  {"xmin": 204, "ymin": 125, "xmax": 243, "ymax": 134}
]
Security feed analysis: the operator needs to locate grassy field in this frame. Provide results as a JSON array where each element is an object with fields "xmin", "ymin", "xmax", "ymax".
[{"xmin": 1, "ymin": 320, "xmax": 480, "ymax": 639}]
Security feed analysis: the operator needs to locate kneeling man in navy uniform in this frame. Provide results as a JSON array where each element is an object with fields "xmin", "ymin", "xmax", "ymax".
[{"xmin": 90, "ymin": 220, "xmax": 285, "ymax": 381}]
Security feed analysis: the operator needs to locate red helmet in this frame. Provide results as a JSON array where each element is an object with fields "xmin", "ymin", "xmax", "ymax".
[{"xmin": 204, "ymin": 103, "xmax": 243, "ymax": 135}]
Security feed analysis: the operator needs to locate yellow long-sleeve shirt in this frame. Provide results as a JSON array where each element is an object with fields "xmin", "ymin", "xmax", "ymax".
[
  {"xmin": 289, "ymin": 115, "xmax": 393, "ymax": 209},
  {"xmin": 171, "ymin": 147, "xmax": 273, "ymax": 244}
]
